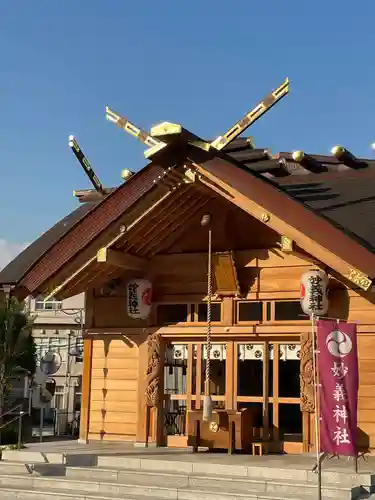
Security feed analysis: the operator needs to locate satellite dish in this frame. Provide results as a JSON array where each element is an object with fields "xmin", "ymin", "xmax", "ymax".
[{"xmin": 40, "ymin": 351, "xmax": 62, "ymax": 375}]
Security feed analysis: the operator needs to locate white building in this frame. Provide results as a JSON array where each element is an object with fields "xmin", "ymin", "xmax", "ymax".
[{"xmin": 25, "ymin": 293, "xmax": 85, "ymax": 434}]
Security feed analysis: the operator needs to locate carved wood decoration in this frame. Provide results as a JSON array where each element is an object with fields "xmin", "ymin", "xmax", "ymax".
[
  {"xmin": 300, "ymin": 331, "xmax": 315, "ymax": 412},
  {"xmin": 98, "ymin": 278, "xmax": 123, "ymax": 297},
  {"xmin": 212, "ymin": 251, "xmax": 241, "ymax": 297},
  {"xmin": 145, "ymin": 332, "xmax": 162, "ymax": 407}
]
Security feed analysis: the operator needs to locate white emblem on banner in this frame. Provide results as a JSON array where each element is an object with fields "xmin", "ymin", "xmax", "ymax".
[{"xmin": 326, "ymin": 330, "xmax": 353, "ymax": 358}]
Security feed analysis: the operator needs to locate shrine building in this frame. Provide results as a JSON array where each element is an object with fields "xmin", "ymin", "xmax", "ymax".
[{"xmin": 2, "ymin": 81, "xmax": 375, "ymax": 454}]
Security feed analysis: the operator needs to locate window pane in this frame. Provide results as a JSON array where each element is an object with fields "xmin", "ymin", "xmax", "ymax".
[
  {"xmin": 274, "ymin": 301, "xmax": 304, "ymax": 321},
  {"xmin": 237, "ymin": 344, "xmax": 263, "ymax": 396},
  {"xmin": 164, "ymin": 344, "xmax": 187, "ymax": 395},
  {"xmin": 35, "ymin": 296, "xmax": 62, "ymax": 311},
  {"xmin": 54, "ymin": 394, "xmax": 64, "ymax": 410},
  {"xmin": 200, "ymin": 345, "xmax": 226, "ymax": 396},
  {"xmin": 197, "ymin": 303, "xmax": 221, "ymax": 322},
  {"xmin": 279, "ymin": 344, "xmax": 301, "ymax": 397},
  {"xmin": 279, "ymin": 404, "xmax": 302, "ymax": 440},
  {"xmin": 238, "ymin": 302, "xmax": 263, "ymax": 322},
  {"xmin": 74, "ymin": 389, "xmax": 81, "ymax": 412},
  {"xmin": 157, "ymin": 304, "xmax": 189, "ymax": 324}
]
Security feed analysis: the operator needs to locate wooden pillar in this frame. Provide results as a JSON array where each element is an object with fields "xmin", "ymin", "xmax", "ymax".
[
  {"xmin": 84, "ymin": 289, "xmax": 95, "ymax": 329},
  {"xmin": 225, "ymin": 341, "xmax": 234, "ymax": 410},
  {"xmin": 300, "ymin": 332, "xmax": 315, "ymax": 452},
  {"xmin": 79, "ymin": 338, "xmax": 93, "ymax": 443},
  {"xmin": 144, "ymin": 332, "xmax": 164, "ymax": 446},
  {"xmin": 222, "ymin": 297, "xmax": 234, "ymax": 325},
  {"xmin": 136, "ymin": 336, "xmax": 149, "ymax": 445},
  {"xmin": 272, "ymin": 344, "xmax": 280, "ymax": 442},
  {"xmin": 263, "ymin": 341, "xmax": 269, "ymax": 442},
  {"xmin": 186, "ymin": 344, "xmax": 193, "ymax": 410},
  {"xmin": 196, "ymin": 344, "xmax": 202, "ymax": 410}
]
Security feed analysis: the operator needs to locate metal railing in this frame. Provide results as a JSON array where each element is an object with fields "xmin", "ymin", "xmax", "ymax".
[
  {"xmin": 0, "ymin": 403, "xmax": 25, "ymax": 451},
  {"xmin": 52, "ymin": 410, "xmax": 80, "ymax": 437},
  {"xmin": 164, "ymin": 408, "xmax": 186, "ymax": 436}
]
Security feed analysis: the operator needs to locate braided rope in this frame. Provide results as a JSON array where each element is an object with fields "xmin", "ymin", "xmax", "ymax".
[{"xmin": 205, "ymin": 228, "xmax": 212, "ymax": 396}]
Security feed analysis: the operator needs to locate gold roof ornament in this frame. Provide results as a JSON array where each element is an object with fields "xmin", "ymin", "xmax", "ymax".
[
  {"xmin": 105, "ymin": 78, "xmax": 289, "ymax": 161},
  {"xmin": 331, "ymin": 145, "xmax": 366, "ymax": 169},
  {"xmin": 105, "ymin": 106, "xmax": 164, "ymax": 149},
  {"xmin": 151, "ymin": 122, "xmax": 182, "ymax": 138},
  {"xmin": 292, "ymin": 150, "xmax": 305, "ymax": 163},
  {"xmin": 210, "ymin": 78, "xmax": 289, "ymax": 151},
  {"xmin": 331, "ymin": 145, "xmax": 346, "ymax": 158},
  {"xmin": 68, "ymin": 135, "xmax": 105, "ymax": 195},
  {"xmin": 121, "ymin": 169, "xmax": 134, "ymax": 181}
]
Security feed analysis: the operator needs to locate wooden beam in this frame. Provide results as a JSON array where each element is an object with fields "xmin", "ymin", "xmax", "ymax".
[
  {"xmin": 96, "ymin": 248, "xmax": 148, "ymax": 271},
  {"xmin": 148, "ymin": 198, "xmax": 213, "ymax": 256},
  {"xmin": 84, "ymin": 322, "xmax": 375, "ymax": 336},
  {"xmin": 55, "ymin": 188, "xmax": 194, "ymax": 298},
  {"xmin": 139, "ymin": 194, "xmax": 209, "ymax": 256},
  {"xmin": 73, "ymin": 188, "xmax": 115, "ymax": 203}
]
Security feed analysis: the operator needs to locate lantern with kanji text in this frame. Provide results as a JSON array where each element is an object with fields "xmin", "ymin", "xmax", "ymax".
[
  {"xmin": 300, "ymin": 269, "xmax": 329, "ymax": 317},
  {"xmin": 126, "ymin": 279, "xmax": 153, "ymax": 320}
]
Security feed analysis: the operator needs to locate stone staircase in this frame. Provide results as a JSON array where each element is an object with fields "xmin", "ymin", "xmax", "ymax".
[{"xmin": 0, "ymin": 450, "xmax": 373, "ymax": 499}]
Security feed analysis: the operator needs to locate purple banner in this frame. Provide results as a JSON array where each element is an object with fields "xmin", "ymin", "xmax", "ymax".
[{"xmin": 317, "ymin": 319, "xmax": 359, "ymax": 456}]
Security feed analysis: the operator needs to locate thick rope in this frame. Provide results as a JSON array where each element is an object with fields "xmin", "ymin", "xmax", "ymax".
[{"xmin": 205, "ymin": 228, "xmax": 212, "ymax": 396}]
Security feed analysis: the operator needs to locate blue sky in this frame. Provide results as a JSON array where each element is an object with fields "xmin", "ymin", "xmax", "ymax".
[{"xmin": 1, "ymin": 0, "xmax": 375, "ymax": 265}]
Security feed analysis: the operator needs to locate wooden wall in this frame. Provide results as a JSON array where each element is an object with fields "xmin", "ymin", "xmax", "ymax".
[
  {"xmin": 88, "ymin": 338, "xmax": 139, "ymax": 441},
  {"xmin": 358, "ymin": 336, "xmax": 375, "ymax": 450},
  {"xmin": 84, "ymin": 245, "xmax": 375, "ymax": 451}
]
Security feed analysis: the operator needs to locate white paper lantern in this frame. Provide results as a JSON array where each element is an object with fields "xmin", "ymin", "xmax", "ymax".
[
  {"xmin": 300, "ymin": 269, "xmax": 329, "ymax": 317},
  {"xmin": 126, "ymin": 279, "xmax": 152, "ymax": 319}
]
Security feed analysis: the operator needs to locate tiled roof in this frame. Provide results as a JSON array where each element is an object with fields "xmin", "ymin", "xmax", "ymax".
[
  {"xmin": 221, "ymin": 142, "xmax": 375, "ymax": 253},
  {"xmin": 0, "ymin": 202, "xmax": 99, "ymax": 285}
]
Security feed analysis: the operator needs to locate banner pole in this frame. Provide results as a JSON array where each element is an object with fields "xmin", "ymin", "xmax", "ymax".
[{"xmin": 311, "ymin": 313, "xmax": 322, "ymax": 500}]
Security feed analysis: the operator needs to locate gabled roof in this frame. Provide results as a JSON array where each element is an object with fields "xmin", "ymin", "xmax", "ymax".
[
  {"xmin": 0, "ymin": 140, "xmax": 259, "ymax": 289},
  {"xmin": 2, "ymin": 137, "xmax": 375, "ymax": 296}
]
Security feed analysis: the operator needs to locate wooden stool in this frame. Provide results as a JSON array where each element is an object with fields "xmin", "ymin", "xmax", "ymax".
[{"xmin": 252, "ymin": 442, "xmax": 267, "ymax": 456}]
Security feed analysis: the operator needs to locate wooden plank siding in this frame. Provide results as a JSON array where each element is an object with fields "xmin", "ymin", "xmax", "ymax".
[
  {"xmin": 88, "ymin": 339, "xmax": 139, "ymax": 441},
  {"xmin": 358, "ymin": 336, "xmax": 375, "ymax": 450}
]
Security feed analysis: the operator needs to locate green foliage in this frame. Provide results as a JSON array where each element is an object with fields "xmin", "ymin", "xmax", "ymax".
[
  {"xmin": 0, "ymin": 297, "xmax": 37, "ymax": 398},
  {"xmin": 0, "ymin": 426, "xmax": 19, "ymax": 445}
]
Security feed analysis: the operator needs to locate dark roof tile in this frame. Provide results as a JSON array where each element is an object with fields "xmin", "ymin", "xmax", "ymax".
[{"xmin": 0, "ymin": 202, "xmax": 99, "ymax": 285}]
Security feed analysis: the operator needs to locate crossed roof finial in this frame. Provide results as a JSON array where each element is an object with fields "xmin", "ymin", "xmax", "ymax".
[{"xmin": 105, "ymin": 78, "xmax": 290, "ymax": 160}]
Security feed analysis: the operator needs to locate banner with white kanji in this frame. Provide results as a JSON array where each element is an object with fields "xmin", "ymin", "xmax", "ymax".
[{"xmin": 317, "ymin": 319, "xmax": 359, "ymax": 456}]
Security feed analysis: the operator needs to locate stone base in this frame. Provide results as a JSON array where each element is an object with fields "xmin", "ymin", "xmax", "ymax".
[{"xmin": 133, "ymin": 441, "xmax": 157, "ymax": 448}]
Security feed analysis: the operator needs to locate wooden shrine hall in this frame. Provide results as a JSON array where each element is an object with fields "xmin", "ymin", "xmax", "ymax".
[{"xmin": 3, "ymin": 78, "xmax": 375, "ymax": 455}]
